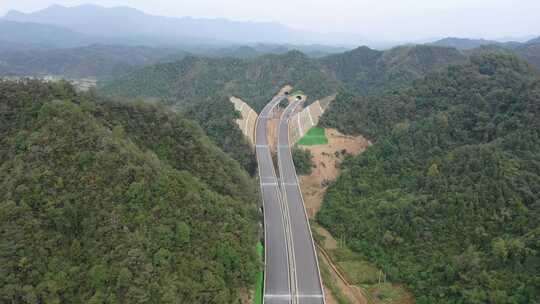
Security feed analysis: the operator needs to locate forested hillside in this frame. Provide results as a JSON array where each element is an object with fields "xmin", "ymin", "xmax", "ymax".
[
  {"xmin": 320, "ymin": 45, "xmax": 466, "ymax": 94},
  {"xmin": 0, "ymin": 80, "xmax": 260, "ymax": 303},
  {"xmin": 181, "ymin": 94, "xmax": 257, "ymax": 174},
  {"xmin": 0, "ymin": 44, "xmax": 187, "ymax": 79},
  {"xmin": 429, "ymin": 37, "xmax": 500, "ymax": 50},
  {"xmin": 467, "ymin": 42, "xmax": 540, "ymax": 71},
  {"xmin": 101, "ymin": 50, "xmax": 340, "ymax": 111},
  {"xmin": 0, "ymin": 20, "xmax": 100, "ymax": 50},
  {"xmin": 513, "ymin": 42, "xmax": 540, "ymax": 70},
  {"xmin": 318, "ymin": 54, "xmax": 540, "ymax": 303}
]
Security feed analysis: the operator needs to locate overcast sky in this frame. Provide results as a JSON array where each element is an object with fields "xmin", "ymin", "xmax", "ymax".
[{"xmin": 1, "ymin": 0, "xmax": 539, "ymax": 42}]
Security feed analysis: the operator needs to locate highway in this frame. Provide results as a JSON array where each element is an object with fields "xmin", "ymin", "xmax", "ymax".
[
  {"xmin": 277, "ymin": 100, "xmax": 325, "ymax": 304},
  {"xmin": 256, "ymin": 94, "xmax": 292, "ymax": 304}
]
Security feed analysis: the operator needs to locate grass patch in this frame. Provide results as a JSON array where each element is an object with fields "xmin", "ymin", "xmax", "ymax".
[
  {"xmin": 318, "ymin": 252, "xmax": 351, "ymax": 304},
  {"xmin": 290, "ymin": 90, "xmax": 305, "ymax": 101},
  {"xmin": 253, "ymin": 242, "xmax": 264, "ymax": 304},
  {"xmin": 298, "ymin": 127, "xmax": 328, "ymax": 146},
  {"xmin": 312, "ymin": 224, "xmax": 411, "ymax": 304},
  {"xmin": 338, "ymin": 261, "xmax": 380, "ymax": 285}
]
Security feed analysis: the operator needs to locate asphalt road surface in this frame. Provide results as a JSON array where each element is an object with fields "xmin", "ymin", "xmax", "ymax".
[
  {"xmin": 277, "ymin": 100, "xmax": 325, "ymax": 304},
  {"xmin": 256, "ymin": 95, "xmax": 292, "ymax": 304}
]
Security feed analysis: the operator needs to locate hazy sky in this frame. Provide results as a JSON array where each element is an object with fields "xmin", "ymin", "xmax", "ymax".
[{"xmin": 1, "ymin": 0, "xmax": 539, "ymax": 41}]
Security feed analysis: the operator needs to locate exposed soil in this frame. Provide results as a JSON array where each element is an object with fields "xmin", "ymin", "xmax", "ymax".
[
  {"xmin": 239, "ymin": 287, "xmax": 251, "ymax": 304},
  {"xmin": 296, "ymin": 128, "xmax": 371, "ymax": 304},
  {"xmin": 299, "ymin": 128, "xmax": 371, "ymax": 218},
  {"xmin": 324, "ymin": 286, "xmax": 339, "ymax": 304}
]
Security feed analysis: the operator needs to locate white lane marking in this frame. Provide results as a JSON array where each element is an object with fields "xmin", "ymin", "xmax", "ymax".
[
  {"xmin": 297, "ymin": 113, "xmax": 303, "ymax": 137},
  {"xmin": 265, "ymin": 294, "xmax": 292, "ymax": 298},
  {"xmin": 277, "ymin": 100, "xmax": 327, "ymax": 303},
  {"xmin": 317, "ymin": 101, "xmax": 324, "ymax": 114},
  {"xmin": 257, "ymin": 95, "xmax": 293, "ymax": 303},
  {"xmin": 307, "ymin": 107, "xmax": 314, "ymax": 127},
  {"xmin": 276, "ymin": 101, "xmax": 298, "ymax": 303},
  {"xmin": 261, "ymin": 183, "xmax": 278, "ymax": 186}
]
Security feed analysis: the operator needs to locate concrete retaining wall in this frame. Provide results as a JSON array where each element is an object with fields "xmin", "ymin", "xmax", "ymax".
[
  {"xmin": 230, "ymin": 96, "xmax": 257, "ymax": 147},
  {"xmin": 289, "ymin": 98, "xmax": 331, "ymax": 144}
]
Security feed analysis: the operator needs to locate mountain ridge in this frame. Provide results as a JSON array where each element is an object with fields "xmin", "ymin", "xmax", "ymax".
[{"xmin": 2, "ymin": 4, "xmax": 361, "ymax": 46}]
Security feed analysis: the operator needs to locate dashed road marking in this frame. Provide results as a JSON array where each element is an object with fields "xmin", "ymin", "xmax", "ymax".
[{"xmin": 264, "ymin": 294, "xmax": 292, "ymax": 298}]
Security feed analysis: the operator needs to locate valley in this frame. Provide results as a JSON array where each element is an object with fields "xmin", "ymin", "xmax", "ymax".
[{"xmin": 1, "ymin": 3, "xmax": 540, "ymax": 304}]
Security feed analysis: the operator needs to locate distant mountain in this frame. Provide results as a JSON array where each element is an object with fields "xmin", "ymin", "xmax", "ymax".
[
  {"xmin": 429, "ymin": 37, "xmax": 500, "ymax": 50},
  {"xmin": 0, "ymin": 19, "xmax": 100, "ymax": 49},
  {"xmin": 466, "ymin": 40, "xmax": 540, "ymax": 70},
  {"xmin": 194, "ymin": 44, "xmax": 350, "ymax": 59},
  {"xmin": 513, "ymin": 42, "xmax": 540, "ymax": 70},
  {"xmin": 3, "ymin": 4, "xmax": 363, "ymax": 46},
  {"xmin": 3, "ymin": 5, "xmax": 217, "ymax": 46},
  {"xmin": 424, "ymin": 36, "xmax": 540, "ymax": 71},
  {"xmin": 526, "ymin": 36, "xmax": 540, "ymax": 44},
  {"xmin": 321, "ymin": 45, "xmax": 466, "ymax": 93},
  {"xmin": 0, "ymin": 44, "xmax": 188, "ymax": 78}
]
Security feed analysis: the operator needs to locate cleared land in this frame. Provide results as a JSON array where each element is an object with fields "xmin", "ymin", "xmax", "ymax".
[{"xmin": 298, "ymin": 128, "xmax": 369, "ymax": 217}]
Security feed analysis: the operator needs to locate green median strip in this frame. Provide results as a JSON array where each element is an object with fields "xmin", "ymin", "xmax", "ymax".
[{"xmin": 254, "ymin": 242, "xmax": 264, "ymax": 304}]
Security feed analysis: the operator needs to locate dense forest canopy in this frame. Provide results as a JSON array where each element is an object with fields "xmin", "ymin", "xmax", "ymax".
[
  {"xmin": 320, "ymin": 45, "xmax": 466, "ymax": 94},
  {"xmin": 318, "ymin": 54, "xmax": 540, "ymax": 303},
  {"xmin": 0, "ymin": 80, "xmax": 260, "ymax": 303},
  {"xmin": 101, "ymin": 51, "xmax": 340, "ymax": 112},
  {"xmin": 181, "ymin": 93, "xmax": 258, "ymax": 174},
  {"xmin": 100, "ymin": 45, "xmax": 474, "ymax": 111}
]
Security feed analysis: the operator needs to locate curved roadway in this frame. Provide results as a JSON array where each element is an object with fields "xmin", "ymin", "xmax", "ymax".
[
  {"xmin": 256, "ymin": 95, "xmax": 291, "ymax": 304},
  {"xmin": 277, "ymin": 100, "xmax": 325, "ymax": 304},
  {"xmin": 256, "ymin": 95, "xmax": 325, "ymax": 304}
]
